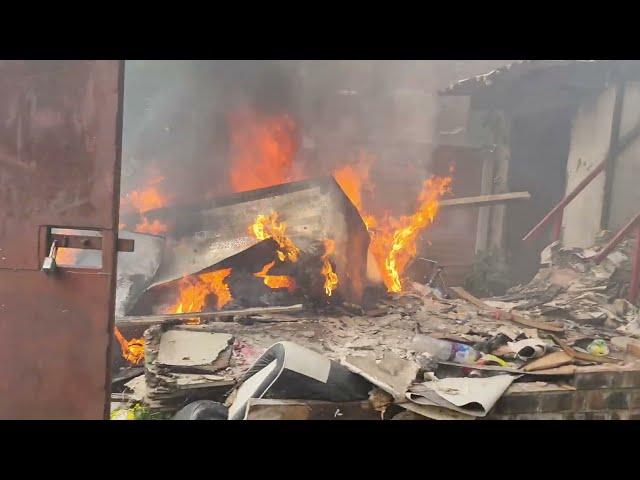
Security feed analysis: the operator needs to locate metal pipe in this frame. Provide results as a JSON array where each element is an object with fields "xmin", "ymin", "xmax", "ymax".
[
  {"xmin": 594, "ymin": 212, "xmax": 640, "ymax": 264},
  {"xmin": 522, "ymin": 159, "xmax": 607, "ymax": 243}
]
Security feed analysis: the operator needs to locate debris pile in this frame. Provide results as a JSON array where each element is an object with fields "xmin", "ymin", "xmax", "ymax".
[
  {"xmin": 111, "ymin": 219, "xmax": 640, "ymax": 419},
  {"xmin": 489, "ymin": 232, "xmax": 640, "ymax": 337},
  {"xmin": 139, "ymin": 326, "xmax": 236, "ymax": 411}
]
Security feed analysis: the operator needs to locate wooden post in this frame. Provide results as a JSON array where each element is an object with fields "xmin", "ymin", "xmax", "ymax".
[{"xmin": 475, "ymin": 152, "xmax": 496, "ymax": 254}]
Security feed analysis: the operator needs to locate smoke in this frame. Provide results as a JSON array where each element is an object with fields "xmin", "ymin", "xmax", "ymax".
[{"xmin": 121, "ymin": 60, "xmax": 511, "ymax": 216}]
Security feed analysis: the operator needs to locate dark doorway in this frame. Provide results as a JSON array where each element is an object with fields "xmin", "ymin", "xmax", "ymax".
[{"xmin": 505, "ymin": 107, "xmax": 574, "ymax": 284}]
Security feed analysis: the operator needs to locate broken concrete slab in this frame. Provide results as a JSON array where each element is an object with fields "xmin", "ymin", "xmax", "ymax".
[
  {"xmin": 157, "ymin": 331, "xmax": 234, "ymax": 368},
  {"xmin": 124, "ymin": 375, "xmax": 146, "ymax": 402},
  {"xmin": 342, "ymin": 352, "xmax": 419, "ymax": 401}
]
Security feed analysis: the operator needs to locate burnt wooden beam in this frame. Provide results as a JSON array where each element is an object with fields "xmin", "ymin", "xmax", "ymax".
[
  {"xmin": 115, "ymin": 304, "xmax": 304, "ymax": 327},
  {"xmin": 439, "ymin": 191, "xmax": 530, "ymax": 209},
  {"xmin": 450, "ymin": 286, "xmax": 564, "ymax": 333}
]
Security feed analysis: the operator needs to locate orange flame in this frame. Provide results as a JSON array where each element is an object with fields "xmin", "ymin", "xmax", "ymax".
[
  {"xmin": 254, "ymin": 261, "xmax": 297, "ymax": 292},
  {"xmin": 121, "ymin": 175, "xmax": 170, "ymax": 235},
  {"xmin": 249, "ymin": 212, "xmax": 300, "ymax": 263},
  {"xmin": 167, "ymin": 268, "xmax": 233, "ymax": 316},
  {"xmin": 321, "ymin": 239, "xmax": 339, "ymax": 297},
  {"xmin": 125, "ymin": 176, "xmax": 167, "ymax": 213},
  {"xmin": 229, "ymin": 109, "xmax": 299, "ymax": 192},
  {"xmin": 371, "ymin": 176, "xmax": 452, "ymax": 292},
  {"xmin": 114, "ymin": 326, "xmax": 145, "ymax": 365},
  {"xmin": 333, "ymin": 151, "xmax": 374, "ymax": 211},
  {"xmin": 333, "ymin": 151, "xmax": 376, "ymax": 230},
  {"xmin": 135, "ymin": 217, "xmax": 168, "ymax": 235}
]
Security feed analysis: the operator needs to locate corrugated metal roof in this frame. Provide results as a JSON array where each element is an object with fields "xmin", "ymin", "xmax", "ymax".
[{"xmin": 439, "ymin": 60, "xmax": 603, "ymax": 96}]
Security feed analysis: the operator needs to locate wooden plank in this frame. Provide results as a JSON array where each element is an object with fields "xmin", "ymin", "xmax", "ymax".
[
  {"xmin": 523, "ymin": 351, "xmax": 573, "ymax": 372},
  {"xmin": 548, "ymin": 334, "xmax": 619, "ymax": 364},
  {"xmin": 115, "ymin": 304, "xmax": 304, "ymax": 327},
  {"xmin": 440, "ymin": 191, "xmax": 530, "ymax": 209},
  {"xmin": 450, "ymin": 286, "xmax": 564, "ymax": 333},
  {"xmin": 475, "ymin": 154, "xmax": 497, "ymax": 253}
]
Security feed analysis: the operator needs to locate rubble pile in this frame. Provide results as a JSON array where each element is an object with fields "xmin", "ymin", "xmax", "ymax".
[
  {"xmin": 111, "ymin": 233, "xmax": 640, "ymax": 420},
  {"xmin": 489, "ymin": 232, "xmax": 640, "ymax": 338}
]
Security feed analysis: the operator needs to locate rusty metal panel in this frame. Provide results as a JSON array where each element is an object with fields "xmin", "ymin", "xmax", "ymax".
[{"xmin": 0, "ymin": 60, "xmax": 124, "ymax": 419}]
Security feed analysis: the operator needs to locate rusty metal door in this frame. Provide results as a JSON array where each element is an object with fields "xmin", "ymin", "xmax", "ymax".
[{"xmin": 0, "ymin": 61, "xmax": 124, "ymax": 419}]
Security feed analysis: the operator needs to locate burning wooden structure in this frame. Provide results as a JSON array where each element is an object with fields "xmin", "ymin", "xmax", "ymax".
[{"xmin": 121, "ymin": 176, "xmax": 369, "ymax": 317}]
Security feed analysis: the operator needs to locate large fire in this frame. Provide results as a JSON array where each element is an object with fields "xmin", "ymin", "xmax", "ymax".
[
  {"xmin": 114, "ymin": 326, "xmax": 145, "ymax": 365},
  {"xmin": 250, "ymin": 212, "xmax": 300, "ymax": 263},
  {"xmin": 321, "ymin": 239, "xmax": 339, "ymax": 296},
  {"xmin": 229, "ymin": 109, "xmax": 299, "ymax": 192},
  {"xmin": 333, "ymin": 154, "xmax": 452, "ymax": 293},
  {"xmin": 167, "ymin": 268, "xmax": 233, "ymax": 314},
  {"xmin": 254, "ymin": 261, "xmax": 297, "ymax": 292},
  {"xmin": 371, "ymin": 176, "xmax": 452, "ymax": 292}
]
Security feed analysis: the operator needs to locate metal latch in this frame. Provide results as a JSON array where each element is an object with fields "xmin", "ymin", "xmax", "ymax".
[{"xmin": 42, "ymin": 240, "xmax": 58, "ymax": 273}]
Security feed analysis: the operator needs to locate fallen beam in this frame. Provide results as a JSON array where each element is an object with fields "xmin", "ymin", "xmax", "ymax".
[
  {"xmin": 439, "ymin": 191, "xmax": 531, "ymax": 209},
  {"xmin": 450, "ymin": 286, "xmax": 564, "ymax": 333},
  {"xmin": 115, "ymin": 304, "xmax": 304, "ymax": 327}
]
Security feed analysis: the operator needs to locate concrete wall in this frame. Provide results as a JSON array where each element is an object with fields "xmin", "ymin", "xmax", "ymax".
[
  {"xmin": 609, "ymin": 81, "xmax": 640, "ymax": 231},
  {"xmin": 562, "ymin": 86, "xmax": 617, "ymax": 248}
]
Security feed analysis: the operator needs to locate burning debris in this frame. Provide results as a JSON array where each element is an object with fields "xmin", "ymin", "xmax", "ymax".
[
  {"xmin": 112, "ymin": 226, "xmax": 640, "ymax": 420},
  {"xmin": 167, "ymin": 268, "xmax": 233, "ymax": 314},
  {"xmin": 254, "ymin": 261, "xmax": 297, "ymax": 293},
  {"xmin": 112, "ymin": 67, "xmax": 640, "ymax": 420},
  {"xmin": 321, "ymin": 239, "xmax": 338, "ymax": 296},
  {"xmin": 249, "ymin": 212, "xmax": 300, "ymax": 264},
  {"xmin": 114, "ymin": 327, "xmax": 145, "ymax": 365}
]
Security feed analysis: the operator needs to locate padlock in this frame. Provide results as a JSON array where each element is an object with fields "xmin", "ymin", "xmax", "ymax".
[{"xmin": 42, "ymin": 240, "xmax": 58, "ymax": 273}]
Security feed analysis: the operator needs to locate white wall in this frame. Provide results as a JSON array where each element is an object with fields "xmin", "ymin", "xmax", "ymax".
[
  {"xmin": 562, "ymin": 86, "xmax": 617, "ymax": 248},
  {"xmin": 608, "ymin": 81, "xmax": 640, "ymax": 231}
]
